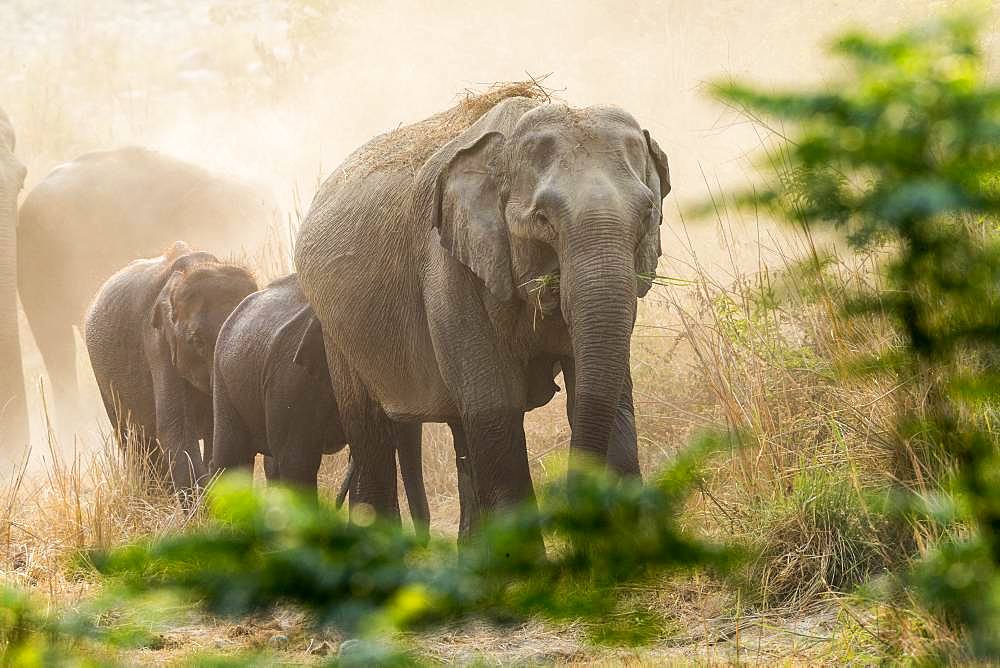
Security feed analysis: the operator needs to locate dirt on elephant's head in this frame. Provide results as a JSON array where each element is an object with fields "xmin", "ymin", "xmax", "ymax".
[{"xmin": 347, "ymin": 80, "xmax": 550, "ymax": 180}]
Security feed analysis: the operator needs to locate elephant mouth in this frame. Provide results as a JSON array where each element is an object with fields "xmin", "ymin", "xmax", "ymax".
[{"xmin": 520, "ymin": 272, "xmax": 561, "ymax": 325}]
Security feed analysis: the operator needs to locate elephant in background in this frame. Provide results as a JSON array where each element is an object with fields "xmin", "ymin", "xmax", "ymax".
[
  {"xmin": 0, "ymin": 107, "xmax": 28, "ymax": 452},
  {"xmin": 84, "ymin": 242, "xmax": 257, "ymax": 500},
  {"xmin": 296, "ymin": 87, "xmax": 669, "ymax": 533},
  {"xmin": 211, "ymin": 274, "xmax": 430, "ymax": 536},
  {"xmin": 18, "ymin": 147, "xmax": 277, "ymax": 439}
]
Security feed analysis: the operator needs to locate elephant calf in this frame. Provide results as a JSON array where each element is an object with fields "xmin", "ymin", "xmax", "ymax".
[
  {"xmin": 210, "ymin": 274, "xmax": 430, "ymax": 534},
  {"xmin": 85, "ymin": 241, "xmax": 257, "ymax": 499}
]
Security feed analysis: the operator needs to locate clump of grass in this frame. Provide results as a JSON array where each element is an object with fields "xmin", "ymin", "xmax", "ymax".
[
  {"xmin": 661, "ymin": 214, "xmax": 927, "ymax": 613},
  {"xmin": 740, "ymin": 467, "xmax": 899, "ymax": 606}
]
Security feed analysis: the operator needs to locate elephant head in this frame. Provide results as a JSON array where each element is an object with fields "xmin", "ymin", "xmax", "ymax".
[
  {"xmin": 424, "ymin": 100, "xmax": 670, "ymax": 465},
  {"xmin": 152, "ymin": 258, "xmax": 257, "ymax": 394}
]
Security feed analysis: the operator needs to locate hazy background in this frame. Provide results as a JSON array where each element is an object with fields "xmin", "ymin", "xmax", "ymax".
[
  {"xmin": 0, "ymin": 0, "xmax": 988, "ymax": 450},
  {"xmin": 4, "ymin": 1, "xmax": 969, "ymax": 204}
]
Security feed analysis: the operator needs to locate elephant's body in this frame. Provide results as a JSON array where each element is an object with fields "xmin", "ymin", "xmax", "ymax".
[
  {"xmin": 299, "ymin": 96, "xmax": 556, "ymax": 418},
  {"xmin": 18, "ymin": 147, "xmax": 276, "ymax": 436},
  {"xmin": 0, "ymin": 107, "xmax": 27, "ymax": 450},
  {"xmin": 296, "ymin": 86, "xmax": 669, "ymax": 529},
  {"xmin": 84, "ymin": 242, "xmax": 257, "ymax": 498},
  {"xmin": 212, "ymin": 274, "xmax": 342, "ymax": 480},
  {"xmin": 211, "ymin": 274, "xmax": 430, "ymax": 533}
]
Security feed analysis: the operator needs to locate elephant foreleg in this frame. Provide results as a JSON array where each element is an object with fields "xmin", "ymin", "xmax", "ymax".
[
  {"xmin": 211, "ymin": 374, "xmax": 254, "ymax": 476},
  {"xmin": 460, "ymin": 410, "xmax": 535, "ymax": 514},
  {"xmin": 268, "ymin": 405, "xmax": 324, "ymax": 498},
  {"xmin": 273, "ymin": 450, "xmax": 322, "ymax": 497},
  {"xmin": 152, "ymin": 370, "xmax": 207, "ymax": 508}
]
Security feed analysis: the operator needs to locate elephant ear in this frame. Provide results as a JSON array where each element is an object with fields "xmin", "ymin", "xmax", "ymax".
[
  {"xmin": 636, "ymin": 130, "xmax": 672, "ymax": 298},
  {"xmin": 431, "ymin": 131, "xmax": 514, "ymax": 302},
  {"xmin": 643, "ymin": 130, "xmax": 671, "ymax": 199},
  {"xmin": 293, "ymin": 311, "xmax": 329, "ymax": 381},
  {"xmin": 150, "ymin": 272, "xmax": 182, "ymax": 366}
]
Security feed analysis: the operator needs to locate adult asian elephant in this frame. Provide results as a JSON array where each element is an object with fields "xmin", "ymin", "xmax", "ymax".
[
  {"xmin": 0, "ymin": 107, "xmax": 27, "ymax": 450},
  {"xmin": 295, "ymin": 87, "xmax": 670, "ymax": 530},
  {"xmin": 84, "ymin": 242, "xmax": 257, "ymax": 500},
  {"xmin": 18, "ymin": 147, "xmax": 276, "ymax": 439},
  {"xmin": 210, "ymin": 274, "xmax": 430, "ymax": 537}
]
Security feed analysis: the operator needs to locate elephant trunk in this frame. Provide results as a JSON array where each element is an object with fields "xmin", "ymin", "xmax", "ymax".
[
  {"xmin": 560, "ymin": 214, "xmax": 637, "ymax": 469},
  {"xmin": 0, "ymin": 151, "xmax": 27, "ymax": 451}
]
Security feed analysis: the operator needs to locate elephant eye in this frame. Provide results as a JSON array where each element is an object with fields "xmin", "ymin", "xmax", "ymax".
[{"xmin": 533, "ymin": 211, "xmax": 556, "ymax": 240}]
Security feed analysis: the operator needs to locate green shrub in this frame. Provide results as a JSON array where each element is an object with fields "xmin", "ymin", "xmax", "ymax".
[{"xmin": 91, "ymin": 436, "xmax": 737, "ymax": 646}]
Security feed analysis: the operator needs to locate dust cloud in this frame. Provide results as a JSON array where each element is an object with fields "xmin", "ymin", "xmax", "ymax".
[
  {"xmin": 2, "ymin": 1, "xmax": 942, "ymax": 203},
  {"xmin": 0, "ymin": 0, "xmax": 965, "ymax": 449}
]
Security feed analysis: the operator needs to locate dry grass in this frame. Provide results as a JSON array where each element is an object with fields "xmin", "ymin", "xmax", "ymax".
[{"xmin": 344, "ymin": 78, "xmax": 551, "ymax": 181}]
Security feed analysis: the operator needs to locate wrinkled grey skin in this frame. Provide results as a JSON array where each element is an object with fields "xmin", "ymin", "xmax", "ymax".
[
  {"xmin": 211, "ymin": 274, "xmax": 431, "ymax": 536},
  {"xmin": 296, "ymin": 97, "xmax": 669, "ymax": 530},
  {"xmin": 0, "ymin": 107, "xmax": 27, "ymax": 450},
  {"xmin": 18, "ymin": 147, "xmax": 275, "ymax": 438},
  {"xmin": 84, "ymin": 242, "xmax": 257, "ymax": 501}
]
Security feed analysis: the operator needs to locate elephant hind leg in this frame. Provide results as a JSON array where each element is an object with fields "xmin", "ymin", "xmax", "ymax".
[
  {"xmin": 28, "ymin": 316, "xmax": 79, "ymax": 442},
  {"xmin": 341, "ymin": 401, "xmax": 400, "ymax": 522},
  {"xmin": 449, "ymin": 421, "xmax": 481, "ymax": 540},
  {"xmin": 396, "ymin": 423, "xmax": 430, "ymax": 540},
  {"xmin": 326, "ymin": 349, "xmax": 400, "ymax": 523}
]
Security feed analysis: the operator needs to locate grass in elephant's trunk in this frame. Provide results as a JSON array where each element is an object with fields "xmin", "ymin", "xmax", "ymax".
[{"xmin": 520, "ymin": 271, "xmax": 694, "ymax": 330}]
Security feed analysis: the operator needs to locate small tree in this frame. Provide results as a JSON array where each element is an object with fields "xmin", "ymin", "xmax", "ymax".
[{"xmin": 710, "ymin": 12, "xmax": 1000, "ymax": 657}]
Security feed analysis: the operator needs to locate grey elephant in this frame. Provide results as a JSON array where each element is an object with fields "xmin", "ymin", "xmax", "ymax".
[
  {"xmin": 0, "ymin": 107, "xmax": 28, "ymax": 450},
  {"xmin": 211, "ymin": 274, "xmax": 431, "ymax": 534},
  {"xmin": 295, "ymin": 86, "xmax": 669, "ymax": 530},
  {"xmin": 84, "ymin": 241, "xmax": 257, "ymax": 498},
  {"xmin": 18, "ymin": 147, "xmax": 276, "ymax": 438}
]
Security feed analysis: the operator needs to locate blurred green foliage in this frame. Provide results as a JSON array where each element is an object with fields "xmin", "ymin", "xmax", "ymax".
[
  {"xmin": 711, "ymin": 10, "xmax": 1000, "ymax": 658},
  {"xmin": 91, "ymin": 438, "xmax": 734, "ymax": 634},
  {"xmin": 89, "ymin": 434, "xmax": 734, "ymax": 652},
  {"xmin": 0, "ymin": 432, "xmax": 732, "ymax": 664},
  {"xmin": 0, "ymin": 585, "xmax": 163, "ymax": 667}
]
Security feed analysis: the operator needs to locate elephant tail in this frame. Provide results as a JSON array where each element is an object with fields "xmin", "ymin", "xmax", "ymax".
[{"xmin": 335, "ymin": 454, "xmax": 354, "ymax": 509}]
